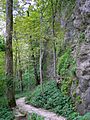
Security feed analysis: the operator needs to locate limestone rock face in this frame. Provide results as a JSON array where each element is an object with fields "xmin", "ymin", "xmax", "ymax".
[
  {"xmin": 64, "ymin": 0, "xmax": 90, "ymax": 114},
  {"xmin": 76, "ymin": 43, "xmax": 90, "ymax": 114}
]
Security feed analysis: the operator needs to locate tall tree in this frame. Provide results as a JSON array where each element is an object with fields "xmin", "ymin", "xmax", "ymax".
[
  {"xmin": 40, "ymin": 0, "xmax": 44, "ymax": 92},
  {"xmin": 6, "ymin": 0, "xmax": 16, "ymax": 108},
  {"xmin": 30, "ymin": 39, "xmax": 40, "ymax": 86},
  {"xmin": 18, "ymin": 43, "xmax": 23, "ymax": 92},
  {"xmin": 51, "ymin": 0, "xmax": 58, "ymax": 79}
]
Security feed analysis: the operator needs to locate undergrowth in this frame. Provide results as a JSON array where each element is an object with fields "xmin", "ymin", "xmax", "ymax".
[
  {"xmin": 0, "ymin": 97, "xmax": 14, "ymax": 120},
  {"xmin": 26, "ymin": 80, "xmax": 79, "ymax": 120},
  {"xmin": 74, "ymin": 112, "xmax": 90, "ymax": 120},
  {"xmin": 0, "ymin": 107, "xmax": 14, "ymax": 120}
]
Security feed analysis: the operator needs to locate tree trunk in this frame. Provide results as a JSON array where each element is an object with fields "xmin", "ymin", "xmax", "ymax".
[
  {"xmin": 14, "ymin": 33, "xmax": 18, "ymax": 78},
  {"xmin": 51, "ymin": 0, "xmax": 58, "ymax": 79},
  {"xmin": 32, "ymin": 55, "xmax": 40, "ymax": 86},
  {"xmin": 19, "ymin": 69, "xmax": 23, "ymax": 92},
  {"xmin": 15, "ymin": 45, "xmax": 17, "ymax": 77},
  {"xmin": 40, "ymin": 3, "xmax": 44, "ymax": 92},
  {"xmin": 40, "ymin": 49, "xmax": 44, "ymax": 86},
  {"xmin": 6, "ymin": 0, "xmax": 16, "ymax": 108},
  {"xmin": 53, "ymin": 42, "xmax": 57, "ymax": 79},
  {"xmin": 18, "ymin": 50, "xmax": 23, "ymax": 92}
]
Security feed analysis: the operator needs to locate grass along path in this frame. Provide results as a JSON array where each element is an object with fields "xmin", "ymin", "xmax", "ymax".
[{"xmin": 16, "ymin": 97, "xmax": 67, "ymax": 120}]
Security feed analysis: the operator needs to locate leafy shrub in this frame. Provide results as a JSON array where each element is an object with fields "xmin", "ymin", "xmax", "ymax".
[
  {"xmin": 27, "ymin": 80, "xmax": 78, "ymax": 120},
  {"xmin": 0, "ymin": 96, "xmax": 8, "ymax": 107},
  {"xmin": 0, "ymin": 97, "xmax": 14, "ymax": 120},
  {"xmin": 74, "ymin": 112, "xmax": 90, "ymax": 120},
  {"xmin": 0, "ymin": 107, "xmax": 14, "ymax": 120},
  {"xmin": 60, "ymin": 77, "xmax": 72, "ymax": 95}
]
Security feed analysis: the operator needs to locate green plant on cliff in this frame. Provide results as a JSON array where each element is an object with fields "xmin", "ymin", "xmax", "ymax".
[
  {"xmin": 57, "ymin": 48, "xmax": 71, "ymax": 76},
  {"xmin": 57, "ymin": 48, "xmax": 76, "ymax": 76},
  {"xmin": 60, "ymin": 77, "xmax": 72, "ymax": 95},
  {"xmin": 57, "ymin": 47, "xmax": 76, "ymax": 95},
  {"xmin": 79, "ymin": 32, "xmax": 85, "ymax": 43}
]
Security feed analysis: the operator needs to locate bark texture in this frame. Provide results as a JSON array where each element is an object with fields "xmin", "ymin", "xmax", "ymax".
[{"xmin": 6, "ymin": 0, "xmax": 16, "ymax": 108}]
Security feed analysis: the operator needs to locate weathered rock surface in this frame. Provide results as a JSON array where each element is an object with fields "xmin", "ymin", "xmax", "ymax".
[
  {"xmin": 63, "ymin": 0, "xmax": 90, "ymax": 114},
  {"xmin": 76, "ymin": 43, "xmax": 90, "ymax": 114}
]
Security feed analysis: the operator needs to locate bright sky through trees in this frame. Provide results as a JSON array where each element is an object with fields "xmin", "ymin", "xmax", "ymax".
[{"xmin": 0, "ymin": 0, "xmax": 36, "ymax": 35}]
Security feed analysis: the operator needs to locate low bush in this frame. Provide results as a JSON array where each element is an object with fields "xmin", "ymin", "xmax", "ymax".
[
  {"xmin": 0, "ymin": 96, "xmax": 8, "ymax": 107},
  {"xmin": 27, "ymin": 80, "xmax": 78, "ymax": 120},
  {"xmin": 0, "ymin": 97, "xmax": 14, "ymax": 120},
  {"xmin": 74, "ymin": 112, "xmax": 90, "ymax": 120},
  {"xmin": 0, "ymin": 107, "xmax": 14, "ymax": 120}
]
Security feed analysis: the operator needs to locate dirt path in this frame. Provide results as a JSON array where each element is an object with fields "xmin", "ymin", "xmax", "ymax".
[{"xmin": 16, "ymin": 97, "xmax": 66, "ymax": 120}]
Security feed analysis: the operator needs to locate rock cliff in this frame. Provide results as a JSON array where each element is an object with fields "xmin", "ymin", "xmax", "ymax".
[{"xmin": 64, "ymin": 0, "xmax": 90, "ymax": 114}]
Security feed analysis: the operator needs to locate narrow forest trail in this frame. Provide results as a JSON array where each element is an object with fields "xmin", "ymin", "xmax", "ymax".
[{"xmin": 16, "ymin": 97, "xmax": 67, "ymax": 120}]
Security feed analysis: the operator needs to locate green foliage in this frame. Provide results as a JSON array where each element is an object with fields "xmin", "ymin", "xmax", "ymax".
[
  {"xmin": 0, "ymin": 51, "xmax": 5, "ymax": 96},
  {"xmin": 57, "ymin": 48, "xmax": 76, "ymax": 76},
  {"xmin": 0, "ymin": 39, "xmax": 5, "ymax": 96},
  {"xmin": 15, "ymin": 91, "xmax": 30, "ymax": 99},
  {"xmin": 0, "ymin": 107, "xmax": 14, "ymax": 120},
  {"xmin": 0, "ymin": 36, "xmax": 10, "ymax": 117},
  {"xmin": 74, "ymin": 112, "xmax": 90, "ymax": 120},
  {"xmin": 23, "ymin": 68, "xmax": 36, "ymax": 90},
  {"xmin": 0, "ymin": 52, "xmax": 5, "ymax": 75},
  {"xmin": 57, "ymin": 48, "xmax": 76, "ymax": 95},
  {"xmin": 77, "ymin": 32, "xmax": 86, "ymax": 44},
  {"xmin": 0, "ymin": 76, "xmax": 6, "ymax": 96},
  {"xmin": 27, "ymin": 113, "xmax": 44, "ymax": 120},
  {"xmin": 27, "ymin": 80, "xmax": 78, "ymax": 120},
  {"xmin": 80, "ymin": 112, "xmax": 90, "ymax": 120},
  {"xmin": 57, "ymin": 48, "xmax": 70, "ymax": 75},
  {"xmin": 0, "ymin": 36, "xmax": 5, "ymax": 51},
  {"xmin": 0, "ymin": 96, "xmax": 8, "ymax": 107},
  {"xmin": 61, "ymin": 77, "xmax": 72, "ymax": 95},
  {"xmin": 15, "ymin": 66, "xmax": 38, "ymax": 93},
  {"xmin": 0, "ymin": 97, "xmax": 14, "ymax": 120}
]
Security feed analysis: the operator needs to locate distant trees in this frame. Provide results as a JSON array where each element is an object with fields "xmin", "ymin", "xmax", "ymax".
[
  {"xmin": 0, "ymin": 0, "xmax": 76, "ymax": 107},
  {"xmin": 6, "ymin": 0, "xmax": 16, "ymax": 108},
  {"xmin": 5, "ymin": 0, "xmax": 74, "ymax": 94},
  {"xmin": 13, "ymin": 0, "xmax": 62, "ymax": 89}
]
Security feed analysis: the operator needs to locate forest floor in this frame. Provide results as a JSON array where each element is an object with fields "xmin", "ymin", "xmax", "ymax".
[{"xmin": 15, "ymin": 97, "xmax": 66, "ymax": 120}]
